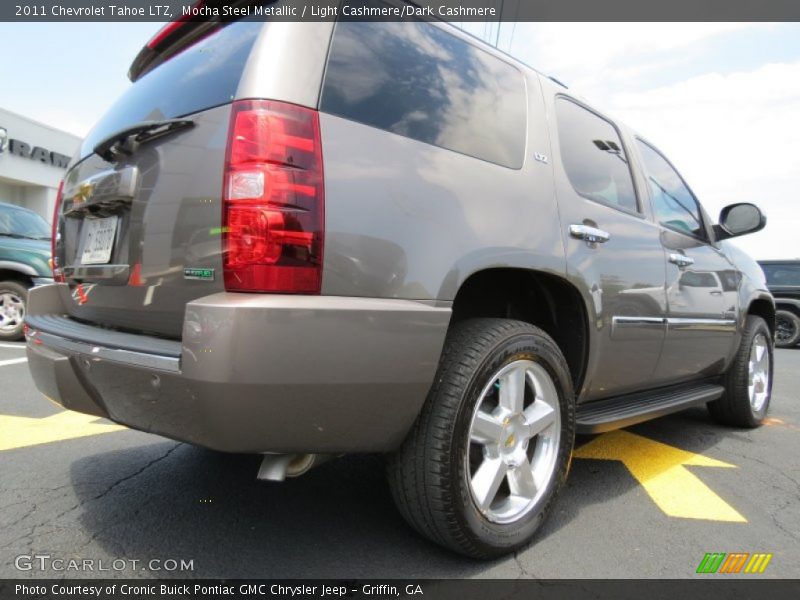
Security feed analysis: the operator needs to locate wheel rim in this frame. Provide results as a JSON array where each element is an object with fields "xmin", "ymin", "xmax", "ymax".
[
  {"xmin": 775, "ymin": 315, "xmax": 796, "ymax": 343},
  {"xmin": 748, "ymin": 333, "xmax": 770, "ymax": 412},
  {"xmin": 465, "ymin": 359, "xmax": 561, "ymax": 524},
  {"xmin": 0, "ymin": 292, "xmax": 24, "ymax": 333}
]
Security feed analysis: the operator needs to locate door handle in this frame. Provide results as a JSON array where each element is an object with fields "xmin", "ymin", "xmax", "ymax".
[
  {"xmin": 668, "ymin": 253, "xmax": 695, "ymax": 268},
  {"xmin": 709, "ymin": 290, "xmax": 723, "ymax": 296},
  {"xmin": 569, "ymin": 224, "xmax": 611, "ymax": 244}
]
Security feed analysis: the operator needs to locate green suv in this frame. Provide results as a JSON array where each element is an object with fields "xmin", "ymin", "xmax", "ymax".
[{"xmin": 0, "ymin": 201, "xmax": 53, "ymax": 340}]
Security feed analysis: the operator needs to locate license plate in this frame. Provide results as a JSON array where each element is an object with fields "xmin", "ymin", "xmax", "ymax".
[{"xmin": 80, "ymin": 216, "xmax": 119, "ymax": 265}]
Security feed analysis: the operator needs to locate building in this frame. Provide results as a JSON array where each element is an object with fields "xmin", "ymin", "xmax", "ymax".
[{"xmin": 0, "ymin": 107, "xmax": 81, "ymax": 223}]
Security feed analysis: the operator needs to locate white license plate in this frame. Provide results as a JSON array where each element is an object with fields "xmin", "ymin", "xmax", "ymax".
[{"xmin": 80, "ymin": 216, "xmax": 119, "ymax": 265}]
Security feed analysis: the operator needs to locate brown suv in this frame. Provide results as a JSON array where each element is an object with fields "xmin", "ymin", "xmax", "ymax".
[{"xmin": 25, "ymin": 7, "xmax": 774, "ymax": 558}]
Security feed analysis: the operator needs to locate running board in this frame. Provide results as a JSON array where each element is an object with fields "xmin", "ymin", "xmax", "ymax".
[{"xmin": 576, "ymin": 383, "xmax": 724, "ymax": 434}]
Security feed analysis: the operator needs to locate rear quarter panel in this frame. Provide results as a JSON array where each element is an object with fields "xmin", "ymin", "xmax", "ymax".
[{"xmin": 319, "ymin": 67, "xmax": 564, "ymax": 302}]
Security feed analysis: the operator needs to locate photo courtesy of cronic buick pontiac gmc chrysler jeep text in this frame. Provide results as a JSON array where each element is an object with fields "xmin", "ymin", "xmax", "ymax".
[{"xmin": 24, "ymin": 1, "xmax": 775, "ymax": 558}]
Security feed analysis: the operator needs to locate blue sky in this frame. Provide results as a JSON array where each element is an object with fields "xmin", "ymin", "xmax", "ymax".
[{"xmin": 1, "ymin": 21, "xmax": 798, "ymax": 259}]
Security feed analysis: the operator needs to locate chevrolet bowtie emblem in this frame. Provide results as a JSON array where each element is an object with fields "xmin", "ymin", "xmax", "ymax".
[{"xmin": 73, "ymin": 182, "xmax": 94, "ymax": 205}]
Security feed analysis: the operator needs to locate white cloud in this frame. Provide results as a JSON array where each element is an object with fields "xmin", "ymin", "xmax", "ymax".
[
  {"xmin": 501, "ymin": 23, "xmax": 799, "ymax": 260},
  {"xmin": 610, "ymin": 61, "xmax": 800, "ymax": 259},
  {"xmin": 508, "ymin": 23, "xmax": 763, "ymax": 92},
  {"xmin": 514, "ymin": 23, "xmax": 750, "ymax": 68}
]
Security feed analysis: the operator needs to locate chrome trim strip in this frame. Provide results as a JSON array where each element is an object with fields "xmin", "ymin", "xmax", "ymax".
[
  {"xmin": 612, "ymin": 316, "xmax": 737, "ymax": 326},
  {"xmin": 666, "ymin": 317, "xmax": 737, "ymax": 332},
  {"xmin": 666, "ymin": 318, "xmax": 737, "ymax": 326},
  {"xmin": 31, "ymin": 330, "xmax": 180, "ymax": 373},
  {"xmin": 611, "ymin": 316, "xmax": 737, "ymax": 337},
  {"xmin": 612, "ymin": 316, "xmax": 665, "ymax": 326}
]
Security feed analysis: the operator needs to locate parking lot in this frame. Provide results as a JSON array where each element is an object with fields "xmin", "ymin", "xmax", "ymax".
[{"xmin": 1, "ymin": 340, "xmax": 798, "ymax": 579}]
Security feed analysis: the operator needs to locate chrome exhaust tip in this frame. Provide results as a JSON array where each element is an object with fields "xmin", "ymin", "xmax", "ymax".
[{"xmin": 256, "ymin": 453, "xmax": 332, "ymax": 481}]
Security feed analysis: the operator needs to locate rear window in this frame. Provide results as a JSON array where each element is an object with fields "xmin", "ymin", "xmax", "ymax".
[
  {"xmin": 321, "ymin": 19, "xmax": 527, "ymax": 169},
  {"xmin": 762, "ymin": 263, "xmax": 800, "ymax": 286},
  {"xmin": 79, "ymin": 21, "xmax": 262, "ymax": 160}
]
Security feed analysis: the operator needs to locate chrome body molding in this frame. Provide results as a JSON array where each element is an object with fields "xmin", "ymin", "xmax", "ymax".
[
  {"xmin": 611, "ymin": 316, "xmax": 665, "ymax": 326},
  {"xmin": 666, "ymin": 317, "xmax": 737, "ymax": 331},
  {"xmin": 612, "ymin": 315, "xmax": 737, "ymax": 331}
]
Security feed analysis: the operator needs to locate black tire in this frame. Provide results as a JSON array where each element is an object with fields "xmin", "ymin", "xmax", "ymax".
[
  {"xmin": 708, "ymin": 315, "xmax": 773, "ymax": 428},
  {"xmin": 387, "ymin": 318, "xmax": 575, "ymax": 559},
  {"xmin": 775, "ymin": 309, "xmax": 800, "ymax": 348},
  {"xmin": 0, "ymin": 280, "xmax": 28, "ymax": 341}
]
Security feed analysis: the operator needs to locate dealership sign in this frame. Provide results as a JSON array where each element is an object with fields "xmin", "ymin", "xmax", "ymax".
[{"xmin": 0, "ymin": 126, "xmax": 70, "ymax": 168}]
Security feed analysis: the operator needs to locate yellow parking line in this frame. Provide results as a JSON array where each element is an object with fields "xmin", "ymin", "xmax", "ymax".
[{"xmin": 0, "ymin": 410, "xmax": 125, "ymax": 451}]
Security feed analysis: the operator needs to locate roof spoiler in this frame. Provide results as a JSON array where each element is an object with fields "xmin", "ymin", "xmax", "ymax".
[{"xmin": 128, "ymin": 0, "xmax": 256, "ymax": 81}]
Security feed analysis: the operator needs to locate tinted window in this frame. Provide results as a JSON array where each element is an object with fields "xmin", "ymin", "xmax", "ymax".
[
  {"xmin": 762, "ymin": 263, "xmax": 800, "ymax": 286},
  {"xmin": 0, "ymin": 205, "xmax": 50, "ymax": 239},
  {"xmin": 321, "ymin": 20, "xmax": 527, "ymax": 168},
  {"xmin": 555, "ymin": 98, "xmax": 638, "ymax": 212},
  {"xmin": 80, "ymin": 21, "xmax": 262, "ymax": 160},
  {"xmin": 636, "ymin": 140, "xmax": 704, "ymax": 238}
]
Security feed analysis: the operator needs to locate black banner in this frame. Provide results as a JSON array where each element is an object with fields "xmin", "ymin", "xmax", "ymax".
[
  {"xmin": 2, "ymin": 580, "xmax": 800, "ymax": 600},
  {"xmin": 4, "ymin": 0, "xmax": 800, "ymax": 22}
]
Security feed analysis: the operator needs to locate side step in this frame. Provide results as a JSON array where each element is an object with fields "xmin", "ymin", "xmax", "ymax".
[{"xmin": 576, "ymin": 383, "xmax": 724, "ymax": 434}]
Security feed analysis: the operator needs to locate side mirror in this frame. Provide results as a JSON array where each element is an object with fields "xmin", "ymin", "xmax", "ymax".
[{"xmin": 713, "ymin": 203, "xmax": 766, "ymax": 240}]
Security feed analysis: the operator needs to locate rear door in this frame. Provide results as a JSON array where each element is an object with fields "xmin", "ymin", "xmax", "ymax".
[
  {"xmin": 54, "ymin": 21, "xmax": 263, "ymax": 339},
  {"xmin": 633, "ymin": 139, "xmax": 738, "ymax": 382},
  {"xmin": 542, "ymin": 90, "xmax": 667, "ymax": 401}
]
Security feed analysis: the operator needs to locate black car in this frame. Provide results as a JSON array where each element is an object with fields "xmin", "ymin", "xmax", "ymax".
[{"xmin": 759, "ymin": 260, "xmax": 800, "ymax": 347}]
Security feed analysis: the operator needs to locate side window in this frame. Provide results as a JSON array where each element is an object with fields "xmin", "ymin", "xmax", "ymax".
[
  {"xmin": 555, "ymin": 98, "xmax": 638, "ymax": 213},
  {"xmin": 636, "ymin": 140, "xmax": 705, "ymax": 238},
  {"xmin": 762, "ymin": 264, "xmax": 800, "ymax": 286},
  {"xmin": 321, "ymin": 19, "xmax": 527, "ymax": 168}
]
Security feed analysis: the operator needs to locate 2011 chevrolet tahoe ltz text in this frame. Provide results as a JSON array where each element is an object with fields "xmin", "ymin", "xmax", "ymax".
[{"xmin": 25, "ymin": 1, "xmax": 774, "ymax": 558}]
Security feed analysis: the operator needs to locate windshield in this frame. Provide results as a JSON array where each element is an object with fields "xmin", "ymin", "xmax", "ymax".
[{"xmin": 0, "ymin": 204, "xmax": 51, "ymax": 239}]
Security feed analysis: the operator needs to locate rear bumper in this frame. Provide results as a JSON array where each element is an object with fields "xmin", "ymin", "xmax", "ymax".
[{"xmin": 25, "ymin": 284, "xmax": 450, "ymax": 453}]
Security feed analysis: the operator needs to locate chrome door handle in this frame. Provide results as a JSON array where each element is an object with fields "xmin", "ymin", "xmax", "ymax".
[
  {"xmin": 569, "ymin": 224, "xmax": 611, "ymax": 244},
  {"xmin": 669, "ymin": 253, "xmax": 695, "ymax": 268}
]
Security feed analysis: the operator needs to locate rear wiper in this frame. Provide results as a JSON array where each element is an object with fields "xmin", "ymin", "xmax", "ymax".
[{"xmin": 93, "ymin": 118, "xmax": 194, "ymax": 162}]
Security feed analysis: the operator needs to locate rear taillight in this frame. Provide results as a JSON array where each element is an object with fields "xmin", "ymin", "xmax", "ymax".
[
  {"xmin": 222, "ymin": 100, "xmax": 324, "ymax": 293},
  {"xmin": 52, "ymin": 180, "xmax": 64, "ymax": 283}
]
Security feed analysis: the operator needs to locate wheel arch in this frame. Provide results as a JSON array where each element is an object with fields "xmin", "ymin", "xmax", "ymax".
[
  {"xmin": 746, "ymin": 294, "xmax": 776, "ymax": 337},
  {"xmin": 0, "ymin": 268, "xmax": 34, "ymax": 288},
  {"xmin": 449, "ymin": 267, "xmax": 589, "ymax": 393}
]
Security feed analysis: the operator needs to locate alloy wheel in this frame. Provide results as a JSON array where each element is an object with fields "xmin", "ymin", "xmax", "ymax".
[
  {"xmin": 0, "ymin": 292, "xmax": 24, "ymax": 333},
  {"xmin": 466, "ymin": 360, "xmax": 561, "ymax": 524},
  {"xmin": 748, "ymin": 333, "xmax": 770, "ymax": 412}
]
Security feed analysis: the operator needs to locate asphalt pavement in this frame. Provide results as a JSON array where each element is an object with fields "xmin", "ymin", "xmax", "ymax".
[{"xmin": 1, "ymin": 341, "xmax": 798, "ymax": 578}]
